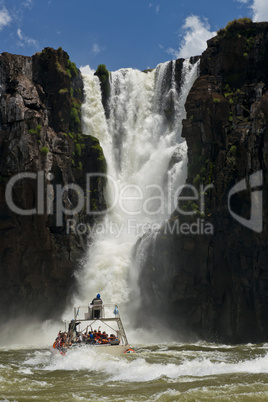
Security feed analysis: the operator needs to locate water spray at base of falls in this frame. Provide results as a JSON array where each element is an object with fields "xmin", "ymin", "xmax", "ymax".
[{"xmin": 69, "ymin": 59, "xmax": 199, "ymax": 332}]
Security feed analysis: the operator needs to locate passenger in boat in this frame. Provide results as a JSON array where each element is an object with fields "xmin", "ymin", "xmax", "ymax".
[
  {"xmin": 62, "ymin": 332, "xmax": 68, "ymax": 342},
  {"xmin": 91, "ymin": 293, "xmax": 103, "ymax": 319},
  {"xmin": 91, "ymin": 293, "xmax": 102, "ymax": 304},
  {"xmin": 100, "ymin": 332, "xmax": 109, "ymax": 344},
  {"xmin": 93, "ymin": 329, "xmax": 97, "ymax": 339},
  {"xmin": 56, "ymin": 336, "xmax": 62, "ymax": 348},
  {"xmin": 84, "ymin": 331, "xmax": 94, "ymax": 344},
  {"xmin": 68, "ymin": 319, "xmax": 81, "ymax": 341},
  {"xmin": 89, "ymin": 332, "xmax": 95, "ymax": 344},
  {"xmin": 109, "ymin": 333, "xmax": 120, "ymax": 345},
  {"xmin": 54, "ymin": 331, "xmax": 67, "ymax": 350},
  {"xmin": 96, "ymin": 328, "xmax": 102, "ymax": 340}
]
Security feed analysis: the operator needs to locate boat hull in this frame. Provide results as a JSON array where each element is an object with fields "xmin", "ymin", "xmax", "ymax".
[
  {"xmin": 94, "ymin": 344, "xmax": 131, "ymax": 355},
  {"xmin": 50, "ymin": 344, "xmax": 134, "ymax": 356}
]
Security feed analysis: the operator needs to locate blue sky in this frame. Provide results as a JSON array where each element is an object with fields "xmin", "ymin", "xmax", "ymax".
[{"xmin": 0, "ymin": 0, "xmax": 267, "ymax": 72}]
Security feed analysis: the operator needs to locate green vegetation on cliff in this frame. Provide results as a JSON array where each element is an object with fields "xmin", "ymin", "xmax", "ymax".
[
  {"xmin": 88, "ymin": 134, "xmax": 107, "ymax": 173},
  {"xmin": 95, "ymin": 64, "xmax": 109, "ymax": 84},
  {"xmin": 70, "ymin": 98, "xmax": 82, "ymax": 133},
  {"xmin": 29, "ymin": 124, "xmax": 42, "ymax": 138},
  {"xmin": 66, "ymin": 59, "xmax": 78, "ymax": 79},
  {"xmin": 217, "ymin": 18, "xmax": 254, "ymax": 37},
  {"xmin": 40, "ymin": 146, "xmax": 49, "ymax": 155},
  {"xmin": 94, "ymin": 64, "xmax": 111, "ymax": 114}
]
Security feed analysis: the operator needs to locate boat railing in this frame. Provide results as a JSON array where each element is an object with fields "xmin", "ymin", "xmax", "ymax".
[
  {"xmin": 53, "ymin": 302, "xmax": 129, "ymax": 347},
  {"xmin": 72, "ymin": 303, "xmax": 128, "ymax": 345},
  {"xmin": 74, "ymin": 303, "xmax": 120, "ymax": 322}
]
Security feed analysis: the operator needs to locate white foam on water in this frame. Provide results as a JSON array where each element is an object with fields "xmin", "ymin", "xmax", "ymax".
[
  {"xmin": 152, "ymin": 389, "xmax": 182, "ymax": 401},
  {"xmin": 17, "ymin": 367, "xmax": 33, "ymax": 375},
  {"xmin": 30, "ymin": 346, "xmax": 268, "ymax": 384}
]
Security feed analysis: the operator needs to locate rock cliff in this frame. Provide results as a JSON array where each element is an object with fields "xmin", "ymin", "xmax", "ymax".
[
  {"xmin": 0, "ymin": 48, "xmax": 106, "ymax": 321},
  {"xmin": 137, "ymin": 20, "xmax": 268, "ymax": 343}
]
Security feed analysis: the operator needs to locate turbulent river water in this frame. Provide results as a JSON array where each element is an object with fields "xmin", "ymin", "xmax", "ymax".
[
  {"xmin": 2, "ymin": 61, "xmax": 267, "ymax": 400},
  {"xmin": 1, "ymin": 342, "xmax": 268, "ymax": 401}
]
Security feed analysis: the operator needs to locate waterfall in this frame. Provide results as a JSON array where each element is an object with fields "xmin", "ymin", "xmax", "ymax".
[{"xmin": 75, "ymin": 59, "xmax": 199, "ymax": 310}]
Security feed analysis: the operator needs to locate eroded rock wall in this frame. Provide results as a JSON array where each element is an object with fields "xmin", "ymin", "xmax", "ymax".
[
  {"xmin": 0, "ymin": 48, "xmax": 106, "ymax": 320},
  {"xmin": 137, "ymin": 21, "xmax": 268, "ymax": 343}
]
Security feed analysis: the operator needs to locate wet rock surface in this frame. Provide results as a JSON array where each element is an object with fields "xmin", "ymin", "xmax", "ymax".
[
  {"xmin": 0, "ymin": 48, "xmax": 106, "ymax": 320},
  {"xmin": 138, "ymin": 21, "xmax": 268, "ymax": 343}
]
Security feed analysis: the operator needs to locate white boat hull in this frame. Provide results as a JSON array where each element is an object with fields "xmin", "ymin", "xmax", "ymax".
[
  {"xmin": 50, "ymin": 344, "xmax": 134, "ymax": 356},
  {"xmin": 94, "ymin": 344, "xmax": 132, "ymax": 355}
]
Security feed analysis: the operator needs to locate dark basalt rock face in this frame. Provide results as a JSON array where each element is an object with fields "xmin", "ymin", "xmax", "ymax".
[
  {"xmin": 137, "ymin": 21, "xmax": 268, "ymax": 343},
  {"xmin": 0, "ymin": 48, "xmax": 106, "ymax": 321},
  {"xmin": 94, "ymin": 64, "xmax": 111, "ymax": 119}
]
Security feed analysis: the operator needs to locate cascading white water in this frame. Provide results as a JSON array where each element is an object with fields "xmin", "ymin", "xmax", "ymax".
[{"xmin": 75, "ymin": 59, "xmax": 199, "ymax": 310}]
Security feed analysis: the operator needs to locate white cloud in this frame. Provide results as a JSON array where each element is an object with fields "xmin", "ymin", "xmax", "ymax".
[
  {"xmin": 92, "ymin": 43, "xmax": 100, "ymax": 54},
  {"xmin": 17, "ymin": 28, "xmax": 38, "ymax": 48},
  {"xmin": 90, "ymin": 42, "xmax": 105, "ymax": 55},
  {"xmin": 235, "ymin": 0, "xmax": 268, "ymax": 21},
  {"xmin": 166, "ymin": 15, "xmax": 216, "ymax": 59},
  {"xmin": 22, "ymin": 0, "xmax": 33, "ymax": 9},
  {"xmin": 251, "ymin": 0, "xmax": 268, "ymax": 21},
  {"xmin": 91, "ymin": 43, "xmax": 101, "ymax": 55},
  {"xmin": 0, "ymin": 7, "xmax": 12, "ymax": 31}
]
